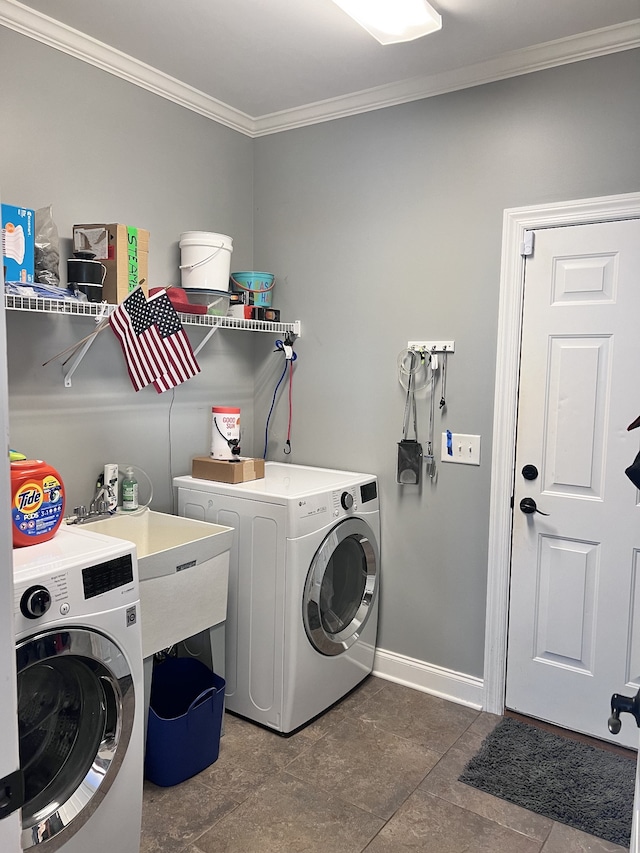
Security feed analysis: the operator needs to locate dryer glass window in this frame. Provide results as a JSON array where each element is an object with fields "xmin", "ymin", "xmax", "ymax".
[
  {"xmin": 320, "ymin": 537, "xmax": 367, "ymax": 635},
  {"xmin": 304, "ymin": 518, "xmax": 379, "ymax": 656}
]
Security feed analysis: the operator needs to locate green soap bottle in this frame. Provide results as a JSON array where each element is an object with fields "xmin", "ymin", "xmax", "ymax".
[{"xmin": 122, "ymin": 467, "xmax": 139, "ymax": 511}]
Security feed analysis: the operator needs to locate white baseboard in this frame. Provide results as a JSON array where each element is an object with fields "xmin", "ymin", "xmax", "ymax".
[{"xmin": 373, "ymin": 648, "xmax": 484, "ymax": 710}]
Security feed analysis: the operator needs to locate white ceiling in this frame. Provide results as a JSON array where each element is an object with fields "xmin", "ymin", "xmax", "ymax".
[{"xmin": 2, "ymin": 0, "xmax": 639, "ymax": 135}]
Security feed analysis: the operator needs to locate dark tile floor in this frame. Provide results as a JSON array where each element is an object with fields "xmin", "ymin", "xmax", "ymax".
[{"xmin": 140, "ymin": 676, "xmax": 630, "ymax": 853}]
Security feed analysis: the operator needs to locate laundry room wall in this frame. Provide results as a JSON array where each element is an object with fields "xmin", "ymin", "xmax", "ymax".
[
  {"xmin": 0, "ymin": 28, "xmax": 256, "ymax": 512},
  {"xmin": 252, "ymin": 50, "xmax": 640, "ymax": 685},
  {"xmin": 2, "ymin": 23, "xmax": 639, "ymax": 701}
]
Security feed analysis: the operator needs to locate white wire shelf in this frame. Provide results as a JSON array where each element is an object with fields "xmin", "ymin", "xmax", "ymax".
[
  {"xmin": 5, "ymin": 293, "xmax": 300, "ymax": 387},
  {"xmin": 4, "ymin": 294, "xmax": 301, "ymax": 336}
]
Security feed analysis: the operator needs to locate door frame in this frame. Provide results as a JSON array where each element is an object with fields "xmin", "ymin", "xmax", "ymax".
[{"xmin": 483, "ymin": 191, "xmax": 640, "ymax": 715}]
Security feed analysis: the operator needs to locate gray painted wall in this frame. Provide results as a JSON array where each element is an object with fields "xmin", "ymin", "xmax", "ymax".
[
  {"xmin": 1, "ymin": 29, "xmax": 257, "ymax": 513},
  {"xmin": 253, "ymin": 50, "xmax": 640, "ymax": 677},
  {"xmin": 2, "ymin": 25, "xmax": 639, "ymax": 682}
]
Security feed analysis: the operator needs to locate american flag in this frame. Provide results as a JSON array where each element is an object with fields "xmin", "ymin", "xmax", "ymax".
[
  {"xmin": 148, "ymin": 290, "xmax": 200, "ymax": 392},
  {"xmin": 109, "ymin": 287, "xmax": 199, "ymax": 392}
]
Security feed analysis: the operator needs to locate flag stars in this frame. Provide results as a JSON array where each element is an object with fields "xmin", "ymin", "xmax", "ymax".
[{"xmin": 150, "ymin": 293, "xmax": 183, "ymax": 338}]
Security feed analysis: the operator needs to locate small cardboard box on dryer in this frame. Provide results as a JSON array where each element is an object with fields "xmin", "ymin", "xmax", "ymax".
[
  {"xmin": 191, "ymin": 457, "xmax": 265, "ymax": 484},
  {"xmin": 72, "ymin": 223, "xmax": 149, "ymax": 303}
]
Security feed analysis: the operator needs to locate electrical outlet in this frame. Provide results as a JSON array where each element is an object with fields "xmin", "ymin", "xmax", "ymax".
[{"xmin": 441, "ymin": 432, "xmax": 481, "ymax": 465}]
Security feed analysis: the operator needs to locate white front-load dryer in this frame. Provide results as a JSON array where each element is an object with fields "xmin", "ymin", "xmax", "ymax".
[
  {"xmin": 174, "ymin": 462, "xmax": 380, "ymax": 734},
  {"xmin": 12, "ymin": 525, "xmax": 144, "ymax": 853}
]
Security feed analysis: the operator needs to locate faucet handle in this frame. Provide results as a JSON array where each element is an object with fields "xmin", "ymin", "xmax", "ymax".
[{"xmin": 74, "ymin": 505, "xmax": 87, "ymax": 519}]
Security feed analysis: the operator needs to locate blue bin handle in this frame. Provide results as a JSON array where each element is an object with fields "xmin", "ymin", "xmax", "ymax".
[{"xmin": 188, "ymin": 687, "xmax": 216, "ymax": 712}]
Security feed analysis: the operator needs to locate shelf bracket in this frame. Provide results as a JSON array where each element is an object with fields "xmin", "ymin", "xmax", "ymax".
[
  {"xmin": 192, "ymin": 325, "xmax": 220, "ymax": 357},
  {"xmin": 63, "ymin": 306, "xmax": 110, "ymax": 388}
]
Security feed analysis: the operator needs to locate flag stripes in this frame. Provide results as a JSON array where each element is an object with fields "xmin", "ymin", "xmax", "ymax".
[{"xmin": 109, "ymin": 287, "xmax": 200, "ymax": 393}]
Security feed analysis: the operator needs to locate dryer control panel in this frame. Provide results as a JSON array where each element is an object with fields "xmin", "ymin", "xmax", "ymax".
[{"xmin": 332, "ymin": 489, "xmax": 357, "ymax": 517}]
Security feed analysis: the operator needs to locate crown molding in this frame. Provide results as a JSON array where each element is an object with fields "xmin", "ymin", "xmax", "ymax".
[
  {"xmin": 253, "ymin": 19, "xmax": 640, "ymax": 135},
  {"xmin": 1, "ymin": 0, "xmax": 638, "ymax": 138},
  {"xmin": 0, "ymin": 0, "xmax": 256, "ymax": 135}
]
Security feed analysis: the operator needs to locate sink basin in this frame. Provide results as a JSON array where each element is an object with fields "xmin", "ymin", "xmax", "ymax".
[{"xmin": 78, "ymin": 509, "xmax": 233, "ymax": 582}]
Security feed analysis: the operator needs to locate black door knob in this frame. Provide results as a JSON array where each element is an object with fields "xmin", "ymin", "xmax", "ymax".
[
  {"xmin": 519, "ymin": 497, "xmax": 550, "ymax": 516},
  {"xmin": 522, "ymin": 465, "xmax": 539, "ymax": 481},
  {"xmin": 609, "ymin": 691, "xmax": 640, "ymax": 734}
]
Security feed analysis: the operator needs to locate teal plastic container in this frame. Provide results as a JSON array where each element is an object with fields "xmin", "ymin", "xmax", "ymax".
[{"xmin": 230, "ymin": 271, "xmax": 275, "ymax": 307}]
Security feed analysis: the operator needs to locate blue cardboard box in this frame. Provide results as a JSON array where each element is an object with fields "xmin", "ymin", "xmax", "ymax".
[{"xmin": 2, "ymin": 204, "xmax": 35, "ymax": 283}]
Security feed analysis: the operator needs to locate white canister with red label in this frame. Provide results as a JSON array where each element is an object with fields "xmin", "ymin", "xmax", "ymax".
[{"xmin": 211, "ymin": 407, "xmax": 240, "ymax": 460}]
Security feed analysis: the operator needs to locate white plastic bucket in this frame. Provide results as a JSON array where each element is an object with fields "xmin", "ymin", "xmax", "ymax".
[
  {"xmin": 179, "ymin": 232, "xmax": 233, "ymax": 291},
  {"xmin": 211, "ymin": 406, "xmax": 240, "ymax": 460}
]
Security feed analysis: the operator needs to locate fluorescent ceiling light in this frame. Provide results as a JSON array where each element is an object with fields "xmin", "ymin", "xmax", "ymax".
[{"xmin": 332, "ymin": 0, "xmax": 442, "ymax": 45}]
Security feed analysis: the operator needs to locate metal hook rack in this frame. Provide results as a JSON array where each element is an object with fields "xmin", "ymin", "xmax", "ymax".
[{"xmin": 407, "ymin": 340, "xmax": 455, "ymax": 354}]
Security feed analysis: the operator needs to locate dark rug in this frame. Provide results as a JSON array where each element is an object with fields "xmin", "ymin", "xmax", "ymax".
[{"xmin": 458, "ymin": 717, "xmax": 635, "ymax": 847}]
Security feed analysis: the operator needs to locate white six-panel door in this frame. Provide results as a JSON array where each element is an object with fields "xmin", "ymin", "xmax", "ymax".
[{"xmin": 506, "ymin": 217, "xmax": 640, "ymax": 748}]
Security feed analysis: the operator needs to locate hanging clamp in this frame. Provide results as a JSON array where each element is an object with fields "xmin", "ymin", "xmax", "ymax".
[{"xmin": 275, "ymin": 335, "xmax": 297, "ymax": 362}]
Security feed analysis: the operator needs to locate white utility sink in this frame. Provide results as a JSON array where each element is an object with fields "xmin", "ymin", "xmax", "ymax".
[
  {"xmin": 78, "ymin": 508, "xmax": 234, "ymax": 660},
  {"xmin": 79, "ymin": 509, "xmax": 233, "ymax": 581}
]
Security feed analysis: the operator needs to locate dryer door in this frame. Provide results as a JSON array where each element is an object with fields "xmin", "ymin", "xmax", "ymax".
[
  {"xmin": 303, "ymin": 517, "xmax": 379, "ymax": 656},
  {"xmin": 16, "ymin": 627, "xmax": 135, "ymax": 851}
]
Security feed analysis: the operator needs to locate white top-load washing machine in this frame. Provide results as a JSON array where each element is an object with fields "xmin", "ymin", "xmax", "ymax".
[
  {"xmin": 12, "ymin": 525, "xmax": 144, "ymax": 853},
  {"xmin": 174, "ymin": 462, "xmax": 380, "ymax": 734}
]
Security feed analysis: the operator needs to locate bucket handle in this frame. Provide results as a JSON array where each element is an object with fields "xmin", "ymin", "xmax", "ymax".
[
  {"xmin": 179, "ymin": 244, "xmax": 228, "ymax": 271},
  {"xmin": 230, "ymin": 274, "xmax": 275, "ymax": 294},
  {"xmin": 188, "ymin": 686, "xmax": 216, "ymax": 712}
]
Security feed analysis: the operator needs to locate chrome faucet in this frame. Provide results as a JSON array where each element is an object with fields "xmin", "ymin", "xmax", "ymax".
[{"xmin": 66, "ymin": 482, "xmax": 115, "ymax": 525}]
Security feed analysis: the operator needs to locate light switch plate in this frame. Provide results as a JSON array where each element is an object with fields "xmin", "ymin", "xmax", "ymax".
[{"xmin": 441, "ymin": 432, "xmax": 481, "ymax": 465}]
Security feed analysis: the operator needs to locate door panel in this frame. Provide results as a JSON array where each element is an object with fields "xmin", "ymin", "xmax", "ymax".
[
  {"xmin": 534, "ymin": 535, "xmax": 598, "ymax": 671},
  {"xmin": 506, "ymin": 218, "xmax": 640, "ymax": 748},
  {"xmin": 544, "ymin": 336, "xmax": 609, "ymax": 496}
]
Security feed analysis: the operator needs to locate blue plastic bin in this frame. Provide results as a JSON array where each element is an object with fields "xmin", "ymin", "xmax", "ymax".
[{"xmin": 144, "ymin": 657, "xmax": 225, "ymax": 787}]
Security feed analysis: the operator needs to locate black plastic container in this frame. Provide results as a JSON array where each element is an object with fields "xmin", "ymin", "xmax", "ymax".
[{"xmin": 67, "ymin": 251, "xmax": 105, "ymax": 302}]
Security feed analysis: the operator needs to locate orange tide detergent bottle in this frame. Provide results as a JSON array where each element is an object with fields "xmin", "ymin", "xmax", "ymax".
[{"xmin": 10, "ymin": 458, "xmax": 66, "ymax": 547}]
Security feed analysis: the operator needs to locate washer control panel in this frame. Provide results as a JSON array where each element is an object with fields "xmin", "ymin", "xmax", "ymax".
[
  {"xmin": 14, "ymin": 552, "xmax": 136, "ymax": 631},
  {"xmin": 20, "ymin": 585, "xmax": 52, "ymax": 619}
]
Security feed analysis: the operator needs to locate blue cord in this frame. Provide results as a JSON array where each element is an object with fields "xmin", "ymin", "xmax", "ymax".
[{"xmin": 263, "ymin": 361, "xmax": 289, "ymax": 459}]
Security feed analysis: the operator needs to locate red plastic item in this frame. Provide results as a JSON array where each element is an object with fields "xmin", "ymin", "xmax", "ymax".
[
  {"xmin": 10, "ymin": 459, "xmax": 65, "ymax": 547},
  {"xmin": 149, "ymin": 286, "xmax": 207, "ymax": 315}
]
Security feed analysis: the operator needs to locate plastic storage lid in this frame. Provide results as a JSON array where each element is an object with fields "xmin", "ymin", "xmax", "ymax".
[{"xmin": 179, "ymin": 232, "xmax": 233, "ymax": 247}]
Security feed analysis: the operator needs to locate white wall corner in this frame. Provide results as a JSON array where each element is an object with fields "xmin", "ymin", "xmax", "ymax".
[{"xmin": 373, "ymin": 648, "xmax": 484, "ymax": 710}]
